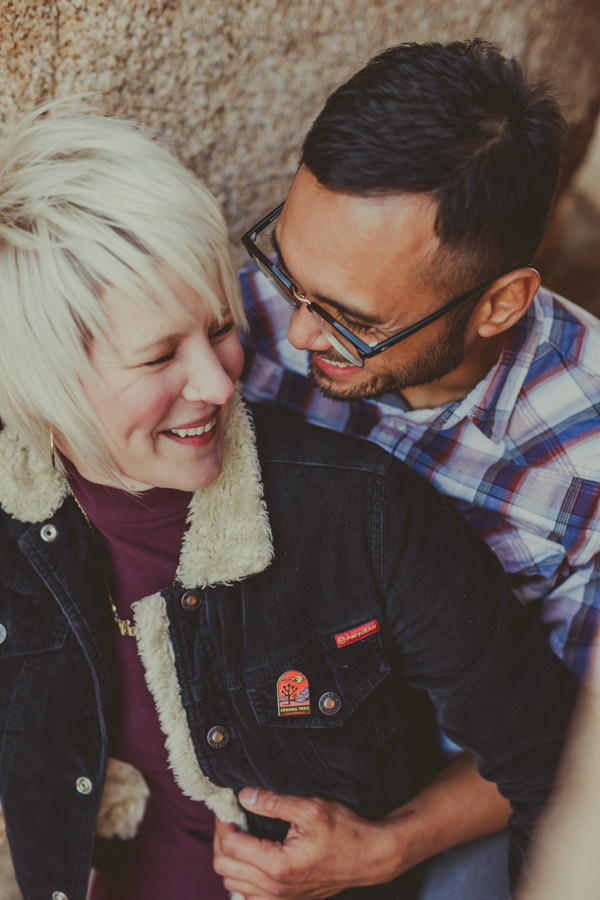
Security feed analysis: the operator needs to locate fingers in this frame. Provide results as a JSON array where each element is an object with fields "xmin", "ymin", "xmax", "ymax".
[
  {"xmin": 214, "ymin": 817, "xmax": 238, "ymax": 848},
  {"xmin": 219, "ymin": 866, "xmax": 281, "ymax": 900},
  {"xmin": 215, "ymin": 825, "xmax": 288, "ymax": 870},
  {"xmin": 214, "ymin": 829, "xmax": 288, "ymax": 898}
]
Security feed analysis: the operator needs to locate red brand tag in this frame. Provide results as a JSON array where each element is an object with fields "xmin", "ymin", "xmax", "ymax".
[{"xmin": 334, "ymin": 619, "xmax": 380, "ymax": 648}]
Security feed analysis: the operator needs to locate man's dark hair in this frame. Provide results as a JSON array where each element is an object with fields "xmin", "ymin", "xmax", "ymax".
[{"xmin": 301, "ymin": 39, "xmax": 566, "ymax": 293}]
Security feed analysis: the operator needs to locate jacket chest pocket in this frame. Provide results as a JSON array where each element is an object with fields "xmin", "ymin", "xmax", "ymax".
[
  {"xmin": 236, "ymin": 635, "xmax": 405, "ymax": 797},
  {"xmin": 0, "ymin": 584, "xmax": 68, "ymax": 659},
  {"xmin": 0, "ymin": 585, "xmax": 69, "ymax": 735}
]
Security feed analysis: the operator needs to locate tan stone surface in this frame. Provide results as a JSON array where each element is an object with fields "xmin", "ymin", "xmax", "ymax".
[
  {"xmin": 1, "ymin": 0, "xmax": 599, "ymax": 268},
  {"xmin": 542, "ymin": 117, "xmax": 600, "ymax": 316},
  {"xmin": 0, "ymin": 842, "xmax": 20, "ymax": 898}
]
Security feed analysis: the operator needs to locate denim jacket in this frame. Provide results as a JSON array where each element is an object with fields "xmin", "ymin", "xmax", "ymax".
[{"xmin": 0, "ymin": 397, "xmax": 576, "ymax": 900}]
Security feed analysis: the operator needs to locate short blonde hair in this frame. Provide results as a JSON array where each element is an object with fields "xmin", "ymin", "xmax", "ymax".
[{"xmin": 0, "ymin": 98, "xmax": 245, "ymax": 485}]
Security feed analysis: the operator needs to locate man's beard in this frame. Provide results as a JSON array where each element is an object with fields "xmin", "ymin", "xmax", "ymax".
[{"xmin": 308, "ymin": 309, "xmax": 469, "ymax": 402}]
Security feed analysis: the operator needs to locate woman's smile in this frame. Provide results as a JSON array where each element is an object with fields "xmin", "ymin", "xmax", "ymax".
[
  {"xmin": 162, "ymin": 413, "xmax": 218, "ymax": 446},
  {"xmin": 61, "ymin": 268, "xmax": 245, "ymax": 492}
]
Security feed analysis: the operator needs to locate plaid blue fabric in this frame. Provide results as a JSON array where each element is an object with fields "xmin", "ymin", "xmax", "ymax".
[{"xmin": 240, "ymin": 261, "xmax": 600, "ymax": 679}]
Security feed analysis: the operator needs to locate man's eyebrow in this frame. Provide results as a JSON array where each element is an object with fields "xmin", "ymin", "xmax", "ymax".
[{"xmin": 271, "ymin": 230, "xmax": 387, "ymax": 327}]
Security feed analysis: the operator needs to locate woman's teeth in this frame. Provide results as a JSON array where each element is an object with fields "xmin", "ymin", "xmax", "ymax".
[{"xmin": 169, "ymin": 419, "xmax": 216, "ymax": 437}]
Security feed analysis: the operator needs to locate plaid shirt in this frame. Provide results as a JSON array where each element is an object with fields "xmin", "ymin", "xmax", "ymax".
[{"xmin": 240, "ymin": 261, "xmax": 600, "ymax": 679}]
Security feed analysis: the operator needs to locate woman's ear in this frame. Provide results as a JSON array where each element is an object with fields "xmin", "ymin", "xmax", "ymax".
[{"xmin": 475, "ymin": 267, "xmax": 541, "ymax": 338}]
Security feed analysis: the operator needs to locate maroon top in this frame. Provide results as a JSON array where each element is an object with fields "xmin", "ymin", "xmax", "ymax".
[{"xmin": 66, "ymin": 463, "xmax": 229, "ymax": 900}]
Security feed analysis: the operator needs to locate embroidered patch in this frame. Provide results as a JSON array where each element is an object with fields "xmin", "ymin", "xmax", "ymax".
[
  {"xmin": 277, "ymin": 670, "xmax": 311, "ymax": 716},
  {"xmin": 334, "ymin": 619, "xmax": 380, "ymax": 648}
]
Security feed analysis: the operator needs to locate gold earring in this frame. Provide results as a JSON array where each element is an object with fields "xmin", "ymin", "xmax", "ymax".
[{"xmin": 49, "ymin": 426, "xmax": 56, "ymax": 469}]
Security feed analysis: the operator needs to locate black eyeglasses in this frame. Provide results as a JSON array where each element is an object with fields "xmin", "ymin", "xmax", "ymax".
[{"xmin": 242, "ymin": 202, "xmax": 528, "ymax": 367}]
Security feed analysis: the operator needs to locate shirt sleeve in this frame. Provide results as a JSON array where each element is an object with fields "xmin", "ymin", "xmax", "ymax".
[{"xmin": 540, "ymin": 554, "xmax": 600, "ymax": 679}]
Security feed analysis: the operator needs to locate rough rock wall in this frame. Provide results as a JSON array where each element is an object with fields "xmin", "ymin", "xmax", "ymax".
[{"xmin": 1, "ymin": 0, "xmax": 599, "ymax": 267}]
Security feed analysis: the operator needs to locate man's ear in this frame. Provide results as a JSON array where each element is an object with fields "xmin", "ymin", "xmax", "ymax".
[{"xmin": 475, "ymin": 267, "xmax": 541, "ymax": 338}]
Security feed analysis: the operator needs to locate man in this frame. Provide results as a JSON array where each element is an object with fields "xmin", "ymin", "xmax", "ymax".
[{"xmin": 213, "ymin": 40, "xmax": 600, "ymax": 899}]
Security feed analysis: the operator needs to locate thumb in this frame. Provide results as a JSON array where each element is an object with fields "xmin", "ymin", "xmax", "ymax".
[{"xmin": 238, "ymin": 786, "xmax": 313, "ymax": 825}]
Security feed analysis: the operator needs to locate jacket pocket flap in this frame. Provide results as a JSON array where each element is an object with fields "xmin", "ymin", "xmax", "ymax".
[
  {"xmin": 246, "ymin": 636, "xmax": 391, "ymax": 729},
  {"xmin": 0, "ymin": 586, "xmax": 68, "ymax": 658}
]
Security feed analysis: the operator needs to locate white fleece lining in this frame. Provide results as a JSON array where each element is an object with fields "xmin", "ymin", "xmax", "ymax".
[
  {"xmin": 130, "ymin": 594, "xmax": 247, "ymax": 900},
  {"xmin": 132, "ymin": 592, "xmax": 247, "ymax": 826},
  {"xmin": 0, "ymin": 426, "xmax": 69, "ymax": 523},
  {"xmin": 178, "ymin": 389, "xmax": 273, "ymax": 588}
]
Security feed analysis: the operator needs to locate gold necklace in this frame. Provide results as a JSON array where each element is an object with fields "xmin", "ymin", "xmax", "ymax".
[{"xmin": 71, "ymin": 492, "xmax": 138, "ymax": 637}]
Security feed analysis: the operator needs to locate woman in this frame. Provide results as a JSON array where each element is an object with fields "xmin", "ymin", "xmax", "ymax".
[
  {"xmin": 0, "ymin": 99, "xmax": 251, "ymax": 900},
  {"xmin": 0, "ymin": 101, "xmax": 576, "ymax": 900}
]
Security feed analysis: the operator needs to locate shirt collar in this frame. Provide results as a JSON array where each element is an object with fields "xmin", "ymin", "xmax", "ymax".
[{"xmin": 376, "ymin": 292, "xmax": 545, "ymax": 441}]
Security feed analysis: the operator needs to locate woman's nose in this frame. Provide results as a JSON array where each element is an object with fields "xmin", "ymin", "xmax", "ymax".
[
  {"xmin": 181, "ymin": 352, "xmax": 236, "ymax": 405},
  {"xmin": 287, "ymin": 304, "xmax": 331, "ymax": 353}
]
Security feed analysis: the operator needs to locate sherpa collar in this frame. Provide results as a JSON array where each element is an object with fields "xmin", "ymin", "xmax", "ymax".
[{"xmin": 0, "ymin": 390, "xmax": 274, "ymax": 589}]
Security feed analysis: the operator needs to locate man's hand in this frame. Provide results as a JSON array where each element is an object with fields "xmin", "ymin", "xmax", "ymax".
[
  {"xmin": 213, "ymin": 789, "xmax": 401, "ymax": 900},
  {"xmin": 213, "ymin": 753, "xmax": 512, "ymax": 900}
]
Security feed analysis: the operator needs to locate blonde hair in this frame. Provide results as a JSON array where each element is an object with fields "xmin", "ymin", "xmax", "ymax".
[{"xmin": 0, "ymin": 98, "xmax": 244, "ymax": 485}]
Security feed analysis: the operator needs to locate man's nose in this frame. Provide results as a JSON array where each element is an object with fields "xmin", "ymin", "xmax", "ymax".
[{"xmin": 286, "ymin": 304, "xmax": 331, "ymax": 353}]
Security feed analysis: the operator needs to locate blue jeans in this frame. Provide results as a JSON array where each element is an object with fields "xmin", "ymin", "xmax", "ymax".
[{"xmin": 417, "ymin": 830, "xmax": 510, "ymax": 900}]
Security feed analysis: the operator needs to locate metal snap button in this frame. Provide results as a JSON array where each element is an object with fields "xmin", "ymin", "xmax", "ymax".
[
  {"xmin": 318, "ymin": 691, "xmax": 342, "ymax": 716},
  {"xmin": 207, "ymin": 725, "xmax": 230, "ymax": 749},
  {"xmin": 0, "ymin": 624, "xmax": 6, "ymax": 644},
  {"xmin": 40, "ymin": 524, "xmax": 58, "ymax": 542},
  {"xmin": 181, "ymin": 590, "xmax": 199, "ymax": 611},
  {"xmin": 52, "ymin": 892, "xmax": 69, "ymax": 900},
  {"xmin": 75, "ymin": 776, "xmax": 93, "ymax": 795}
]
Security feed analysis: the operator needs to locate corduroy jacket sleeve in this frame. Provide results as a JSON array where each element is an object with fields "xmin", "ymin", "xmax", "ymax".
[{"xmin": 378, "ymin": 457, "xmax": 578, "ymax": 886}]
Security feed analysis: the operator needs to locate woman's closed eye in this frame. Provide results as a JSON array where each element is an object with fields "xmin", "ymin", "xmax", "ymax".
[
  {"xmin": 144, "ymin": 350, "xmax": 175, "ymax": 367},
  {"xmin": 143, "ymin": 321, "xmax": 235, "ymax": 367},
  {"xmin": 210, "ymin": 320, "xmax": 235, "ymax": 341}
]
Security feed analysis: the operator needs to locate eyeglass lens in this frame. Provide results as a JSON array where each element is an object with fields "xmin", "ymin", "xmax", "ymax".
[
  {"xmin": 258, "ymin": 262, "xmax": 363, "ymax": 366},
  {"xmin": 254, "ymin": 259, "xmax": 292, "ymax": 303},
  {"xmin": 250, "ymin": 221, "xmax": 365, "ymax": 366},
  {"xmin": 310, "ymin": 315, "xmax": 364, "ymax": 366}
]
